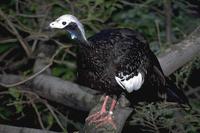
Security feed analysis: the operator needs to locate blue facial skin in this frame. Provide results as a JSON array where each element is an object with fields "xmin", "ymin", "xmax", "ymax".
[
  {"xmin": 71, "ymin": 34, "xmax": 77, "ymax": 40},
  {"xmin": 67, "ymin": 30, "xmax": 77, "ymax": 40},
  {"xmin": 66, "ymin": 29, "xmax": 81, "ymax": 44},
  {"xmin": 64, "ymin": 22, "xmax": 87, "ymax": 44}
]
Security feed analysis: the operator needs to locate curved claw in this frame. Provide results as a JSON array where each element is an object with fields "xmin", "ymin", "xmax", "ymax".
[
  {"xmin": 85, "ymin": 96, "xmax": 117, "ymax": 129},
  {"xmin": 95, "ymin": 114, "xmax": 117, "ymax": 129}
]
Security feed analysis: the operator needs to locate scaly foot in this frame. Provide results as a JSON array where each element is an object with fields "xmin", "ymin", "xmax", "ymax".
[{"xmin": 86, "ymin": 96, "xmax": 117, "ymax": 129}]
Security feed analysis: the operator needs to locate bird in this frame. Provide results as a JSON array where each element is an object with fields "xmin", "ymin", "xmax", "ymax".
[{"xmin": 49, "ymin": 14, "xmax": 190, "ymax": 129}]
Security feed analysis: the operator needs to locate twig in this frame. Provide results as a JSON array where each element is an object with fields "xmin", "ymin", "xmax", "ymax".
[
  {"xmin": 7, "ymin": 100, "xmax": 31, "ymax": 106},
  {"xmin": 66, "ymin": 49, "xmax": 77, "ymax": 57},
  {"xmin": 155, "ymin": 20, "xmax": 162, "ymax": 48},
  {"xmin": 17, "ymin": 14, "xmax": 45, "ymax": 18},
  {"xmin": 15, "ymin": 0, "xmax": 44, "ymax": 18},
  {"xmin": 0, "ymin": 38, "xmax": 17, "ymax": 44},
  {"xmin": 0, "ymin": 9, "xmax": 32, "ymax": 57},
  {"xmin": 164, "ymin": 0, "xmax": 172, "ymax": 44},
  {"xmin": 4, "ymin": 18, "xmax": 39, "ymax": 39},
  {"xmin": 0, "ymin": 46, "xmax": 63, "ymax": 88},
  {"xmin": 6, "ymin": 90, "xmax": 40, "ymax": 106},
  {"xmin": 14, "ymin": 18, "xmax": 35, "ymax": 33},
  {"xmin": 52, "ymin": 39, "xmax": 71, "ymax": 47},
  {"xmin": 120, "ymin": 0, "xmax": 164, "ymax": 15},
  {"xmin": 44, "ymin": 102, "xmax": 67, "ymax": 132},
  {"xmin": 0, "ymin": 47, "xmax": 15, "ymax": 61},
  {"xmin": 25, "ymin": 33, "xmax": 50, "ymax": 42},
  {"xmin": 31, "ymin": 101, "xmax": 46, "ymax": 130},
  {"xmin": 4, "ymin": 56, "xmax": 17, "ymax": 69},
  {"xmin": 0, "ymin": 22, "xmax": 15, "ymax": 35},
  {"xmin": 0, "ymin": 62, "xmax": 52, "ymax": 88},
  {"xmin": 186, "ymin": 86, "xmax": 200, "ymax": 96},
  {"xmin": 52, "ymin": 39, "xmax": 76, "ymax": 57},
  {"xmin": 4, "ymin": 58, "xmax": 28, "ymax": 71},
  {"xmin": 65, "ymin": 0, "xmax": 75, "ymax": 15},
  {"xmin": 53, "ymin": 60, "xmax": 77, "ymax": 69},
  {"xmin": 32, "ymin": 5, "xmax": 51, "ymax": 52},
  {"xmin": 50, "ymin": 105, "xmax": 83, "ymax": 131}
]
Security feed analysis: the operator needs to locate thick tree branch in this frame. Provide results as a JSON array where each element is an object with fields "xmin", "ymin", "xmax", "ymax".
[
  {"xmin": 158, "ymin": 26, "xmax": 200, "ymax": 76},
  {"xmin": 0, "ymin": 124, "xmax": 59, "ymax": 133},
  {"xmin": 0, "ymin": 74, "xmax": 98, "ymax": 111},
  {"xmin": 164, "ymin": 0, "xmax": 172, "ymax": 44}
]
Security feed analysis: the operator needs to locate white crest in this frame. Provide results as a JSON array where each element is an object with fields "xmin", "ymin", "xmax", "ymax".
[
  {"xmin": 49, "ymin": 14, "xmax": 87, "ymax": 41},
  {"xmin": 115, "ymin": 72, "xmax": 144, "ymax": 93}
]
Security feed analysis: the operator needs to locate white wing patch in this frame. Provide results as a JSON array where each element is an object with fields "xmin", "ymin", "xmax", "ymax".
[{"xmin": 115, "ymin": 72, "xmax": 144, "ymax": 93}]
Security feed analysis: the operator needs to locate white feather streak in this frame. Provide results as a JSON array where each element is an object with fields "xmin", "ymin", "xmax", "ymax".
[{"xmin": 115, "ymin": 72, "xmax": 144, "ymax": 93}]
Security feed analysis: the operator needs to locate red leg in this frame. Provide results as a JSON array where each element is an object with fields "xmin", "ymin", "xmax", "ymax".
[
  {"xmin": 109, "ymin": 99, "xmax": 117, "ymax": 115},
  {"xmin": 95, "ymin": 99, "xmax": 117, "ymax": 129},
  {"xmin": 86, "ymin": 96, "xmax": 117, "ymax": 129},
  {"xmin": 86, "ymin": 96, "xmax": 109, "ymax": 122},
  {"xmin": 100, "ymin": 95, "xmax": 109, "ymax": 113}
]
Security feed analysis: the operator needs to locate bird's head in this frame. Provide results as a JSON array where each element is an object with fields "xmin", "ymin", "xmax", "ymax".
[{"xmin": 49, "ymin": 14, "xmax": 88, "ymax": 44}]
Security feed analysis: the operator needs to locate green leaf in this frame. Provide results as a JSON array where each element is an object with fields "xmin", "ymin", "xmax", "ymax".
[
  {"xmin": 52, "ymin": 67, "xmax": 67, "ymax": 77},
  {"xmin": 8, "ymin": 88, "xmax": 21, "ymax": 99},
  {"xmin": 47, "ymin": 113, "xmax": 54, "ymax": 127},
  {"xmin": 95, "ymin": 0, "xmax": 104, "ymax": 5},
  {"xmin": 0, "ymin": 44, "xmax": 13, "ymax": 54},
  {"xmin": 0, "ymin": 107, "xmax": 12, "ymax": 120},
  {"xmin": 15, "ymin": 103, "xmax": 23, "ymax": 113}
]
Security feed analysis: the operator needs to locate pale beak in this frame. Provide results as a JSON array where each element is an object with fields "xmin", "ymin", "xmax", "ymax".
[{"xmin": 49, "ymin": 21, "xmax": 56, "ymax": 28}]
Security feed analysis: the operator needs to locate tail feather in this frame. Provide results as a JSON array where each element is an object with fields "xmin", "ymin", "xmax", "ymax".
[{"xmin": 166, "ymin": 79, "xmax": 191, "ymax": 109}]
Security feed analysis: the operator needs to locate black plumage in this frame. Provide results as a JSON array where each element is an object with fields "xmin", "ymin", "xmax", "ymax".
[
  {"xmin": 77, "ymin": 28, "xmax": 189, "ymax": 105},
  {"xmin": 50, "ymin": 15, "xmax": 190, "ymax": 128}
]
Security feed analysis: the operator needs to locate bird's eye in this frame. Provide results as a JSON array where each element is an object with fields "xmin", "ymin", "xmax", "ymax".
[{"xmin": 62, "ymin": 22, "xmax": 67, "ymax": 25}]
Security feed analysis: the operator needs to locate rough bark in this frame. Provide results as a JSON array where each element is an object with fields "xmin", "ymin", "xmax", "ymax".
[
  {"xmin": 164, "ymin": 0, "xmax": 172, "ymax": 44},
  {"xmin": 0, "ymin": 124, "xmax": 60, "ymax": 133},
  {"xmin": 158, "ymin": 26, "xmax": 200, "ymax": 76}
]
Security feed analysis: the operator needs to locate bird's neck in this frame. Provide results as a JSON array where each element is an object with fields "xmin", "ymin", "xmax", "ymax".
[
  {"xmin": 80, "ymin": 39, "xmax": 92, "ymax": 47},
  {"xmin": 64, "ymin": 26, "xmax": 90, "ymax": 46}
]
